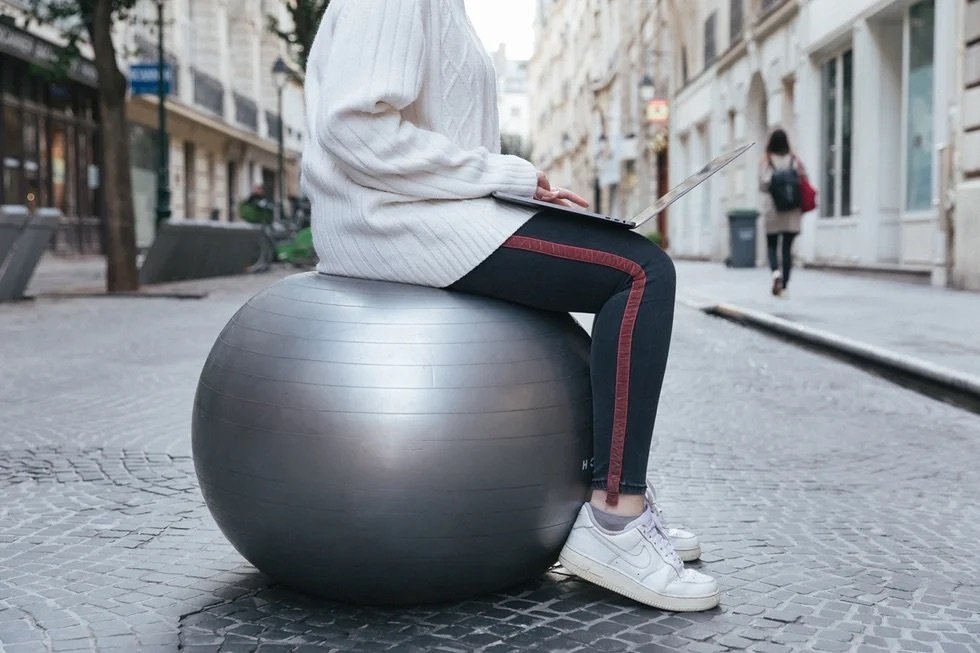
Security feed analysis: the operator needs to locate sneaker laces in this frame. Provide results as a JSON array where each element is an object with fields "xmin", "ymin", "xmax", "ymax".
[
  {"xmin": 644, "ymin": 480, "xmax": 669, "ymax": 526},
  {"xmin": 636, "ymin": 507, "xmax": 684, "ymax": 574}
]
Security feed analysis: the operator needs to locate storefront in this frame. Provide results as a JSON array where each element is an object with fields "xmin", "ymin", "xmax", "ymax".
[{"xmin": 0, "ymin": 21, "xmax": 103, "ymax": 255}]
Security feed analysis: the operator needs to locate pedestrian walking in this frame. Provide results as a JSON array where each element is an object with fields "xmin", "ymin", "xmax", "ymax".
[
  {"xmin": 759, "ymin": 129, "xmax": 809, "ymax": 297},
  {"xmin": 303, "ymin": 0, "xmax": 718, "ymax": 612}
]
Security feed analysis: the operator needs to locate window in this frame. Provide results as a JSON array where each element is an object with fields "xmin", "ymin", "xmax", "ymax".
[
  {"xmin": 905, "ymin": 0, "xmax": 935, "ymax": 211},
  {"xmin": 730, "ymin": 0, "xmax": 744, "ymax": 43},
  {"xmin": 820, "ymin": 50, "xmax": 853, "ymax": 218},
  {"xmin": 704, "ymin": 12, "xmax": 717, "ymax": 67}
]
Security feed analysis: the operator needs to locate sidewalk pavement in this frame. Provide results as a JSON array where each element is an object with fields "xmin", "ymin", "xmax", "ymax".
[
  {"xmin": 674, "ymin": 260, "xmax": 980, "ymax": 402},
  {"xmin": 24, "ymin": 254, "xmax": 106, "ymax": 296}
]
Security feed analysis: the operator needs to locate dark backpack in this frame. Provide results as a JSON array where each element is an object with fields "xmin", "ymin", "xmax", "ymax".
[{"xmin": 768, "ymin": 157, "xmax": 803, "ymax": 212}]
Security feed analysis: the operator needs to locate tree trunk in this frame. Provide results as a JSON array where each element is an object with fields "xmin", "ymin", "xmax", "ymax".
[{"xmin": 89, "ymin": 0, "xmax": 139, "ymax": 292}]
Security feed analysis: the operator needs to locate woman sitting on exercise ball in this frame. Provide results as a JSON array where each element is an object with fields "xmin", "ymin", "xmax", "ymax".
[{"xmin": 302, "ymin": 0, "xmax": 719, "ymax": 612}]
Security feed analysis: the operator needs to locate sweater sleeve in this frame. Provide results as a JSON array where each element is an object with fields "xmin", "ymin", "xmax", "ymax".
[{"xmin": 313, "ymin": 0, "xmax": 539, "ymax": 200}]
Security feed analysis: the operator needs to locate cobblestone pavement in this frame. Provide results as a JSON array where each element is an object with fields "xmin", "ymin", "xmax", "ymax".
[{"xmin": 1, "ymin": 270, "xmax": 979, "ymax": 653}]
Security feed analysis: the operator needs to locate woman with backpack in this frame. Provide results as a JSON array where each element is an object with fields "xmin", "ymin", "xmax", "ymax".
[{"xmin": 759, "ymin": 129, "xmax": 807, "ymax": 296}]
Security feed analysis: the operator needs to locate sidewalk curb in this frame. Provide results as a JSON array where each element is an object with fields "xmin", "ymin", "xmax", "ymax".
[{"xmin": 685, "ymin": 298, "xmax": 980, "ymax": 409}]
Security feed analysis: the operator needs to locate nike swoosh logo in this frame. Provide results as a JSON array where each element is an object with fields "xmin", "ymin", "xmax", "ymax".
[{"xmin": 590, "ymin": 532, "xmax": 653, "ymax": 568}]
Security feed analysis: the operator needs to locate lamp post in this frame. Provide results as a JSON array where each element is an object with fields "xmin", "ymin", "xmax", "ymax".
[
  {"xmin": 154, "ymin": 0, "xmax": 171, "ymax": 226},
  {"xmin": 272, "ymin": 57, "xmax": 289, "ymax": 223},
  {"xmin": 639, "ymin": 74, "xmax": 656, "ymax": 103},
  {"xmin": 639, "ymin": 74, "xmax": 656, "ymax": 210}
]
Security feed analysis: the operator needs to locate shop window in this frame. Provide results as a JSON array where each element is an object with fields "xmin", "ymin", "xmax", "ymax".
[
  {"xmin": 23, "ymin": 113, "xmax": 40, "ymax": 210},
  {"xmin": 50, "ymin": 123, "xmax": 75, "ymax": 215},
  {"xmin": 820, "ymin": 49, "xmax": 853, "ymax": 218},
  {"xmin": 905, "ymin": 0, "xmax": 935, "ymax": 211},
  {"xmin": 2, "ymin": 104, "xmax": 23, "ymax": 205}
]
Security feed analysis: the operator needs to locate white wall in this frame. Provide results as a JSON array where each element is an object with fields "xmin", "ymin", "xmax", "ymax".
[{"xmin": 668, "ymin": 0, "xmax": 955, "ymax": 279}]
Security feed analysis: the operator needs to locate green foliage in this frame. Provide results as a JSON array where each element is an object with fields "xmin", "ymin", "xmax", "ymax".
[
  {"xmin": 646, "ymin": 231, "xmax": 664, "ymax": 248},
  {"xmin": 267, "ymin": 0, "xmax": 331, "ymax": 73},
  {"xmin": 501, "ymin": 134, "xmax": 532, "ymax": 160},
  {"xmin": 239, "ymin": 200, "xmax": 274, "ymax": 226},
  {"xmin": 276, "ymin": 227, "xmax": 317, "ymax": 267},
  {"xmin": 22, "ymin": 0, "xmax": 138, "ymax": 78}
]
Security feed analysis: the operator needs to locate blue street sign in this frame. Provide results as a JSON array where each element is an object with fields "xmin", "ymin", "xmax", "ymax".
[{"xmin": 130, "ymin": 63, "xmax": 172, "ymax": 95}]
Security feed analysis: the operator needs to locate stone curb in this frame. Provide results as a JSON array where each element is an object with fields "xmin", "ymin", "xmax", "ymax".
[{"xmin": 684, "ymin": 298, "xmax": 980, "ymax": 406}]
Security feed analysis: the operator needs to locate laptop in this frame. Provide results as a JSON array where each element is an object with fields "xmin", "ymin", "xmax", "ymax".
[{"xmin": 492, "ymin": 142, "xmax": 755, "ymax": 229}]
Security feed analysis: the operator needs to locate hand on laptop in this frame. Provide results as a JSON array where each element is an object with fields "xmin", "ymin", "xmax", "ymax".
[{"xmin": 534, "ymin": 170, "xmax": 590, "ymax": 209}]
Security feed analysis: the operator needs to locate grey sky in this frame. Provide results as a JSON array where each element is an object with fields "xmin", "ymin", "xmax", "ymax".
[{"xmin": 465, "ymin": 0, "xmax": 536, "ymax": 60}]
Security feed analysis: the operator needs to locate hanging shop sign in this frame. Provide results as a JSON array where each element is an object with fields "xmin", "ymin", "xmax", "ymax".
[{"xmin": 646, "ymin": 98, "xmax": 670, "ymax": 127}]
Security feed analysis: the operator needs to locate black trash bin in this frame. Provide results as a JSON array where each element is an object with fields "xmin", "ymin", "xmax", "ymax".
[{"xmin": 727, "ymin": 209, "xmax": 759, "ymax": 268}]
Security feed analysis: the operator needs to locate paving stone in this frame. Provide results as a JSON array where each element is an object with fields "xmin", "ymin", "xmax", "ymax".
[{"xmin": 1, "ymin": 273, "xmax": 979, "ymax": 652}]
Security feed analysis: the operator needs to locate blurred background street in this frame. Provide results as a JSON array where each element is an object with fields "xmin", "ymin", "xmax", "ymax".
[{"xmin": 2, "ymin": 0, "xmax": 980, "ymax": 651}]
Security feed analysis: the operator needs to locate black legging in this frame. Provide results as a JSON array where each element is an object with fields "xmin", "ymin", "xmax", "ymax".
[
  {"xmin": 450, "ymin": 211, "xmax": 676, "ymax": 506},
  {"xmin": 767, "ymin": 231, "xmax": 797, "ymax": 287}
]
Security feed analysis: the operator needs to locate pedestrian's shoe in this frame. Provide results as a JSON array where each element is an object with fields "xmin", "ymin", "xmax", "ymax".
[
  {"xmin": 771, "ymin": 270, "xmax": 784, "ymax": 296},
  {"xmin": 558, "ymin": 504, "xmax": 721, "ymax": 612},
  {"xmin": 645, "ymin": 481, "xmax": 701, "ymax": 562}
]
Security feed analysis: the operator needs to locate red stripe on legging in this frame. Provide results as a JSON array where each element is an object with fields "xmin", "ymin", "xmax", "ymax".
[{"xmin": 502, "ymin": 235, "xmax": 646, "ymax": 506}]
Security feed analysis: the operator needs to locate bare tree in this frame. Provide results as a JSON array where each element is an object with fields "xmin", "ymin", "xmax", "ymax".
[{"xmin": 25, "ymin": 0, "xmax": 139, "ymax": 292}]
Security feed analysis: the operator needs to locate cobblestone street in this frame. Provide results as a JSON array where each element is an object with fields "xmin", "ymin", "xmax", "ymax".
[{"xmin": 1, "ymin": 270, "xmax": 979, "ymax": 653}]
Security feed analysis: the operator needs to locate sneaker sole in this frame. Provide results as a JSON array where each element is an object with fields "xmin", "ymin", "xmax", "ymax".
[
  {"xmin": 558, "ymin": 548, "xmax": 720, "ymax": 612},
  {"xmin": 675, "ymin": 544, "xmax": 701, "ymax": 562}
]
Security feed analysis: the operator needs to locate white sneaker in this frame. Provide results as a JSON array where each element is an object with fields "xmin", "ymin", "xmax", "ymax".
[
  {"xmin": 645, "ymin": 481, "xmax": 701, "ymax": 562},
  {"xmin": 558, "ymin": 504, "xmax": 720, "ymax": 612}
]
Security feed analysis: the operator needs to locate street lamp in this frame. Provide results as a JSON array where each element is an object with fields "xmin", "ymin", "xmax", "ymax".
[
  {"xmin": 639, "ymin": 74, "xmax": 656, "ymax": 103},
  {"xmin": 272, "ymin": 57, "xmax": 290, "ymax": 223},
  {"xmin": 154, "ymin": 0, "xmax": 171, "ymax": 227}
]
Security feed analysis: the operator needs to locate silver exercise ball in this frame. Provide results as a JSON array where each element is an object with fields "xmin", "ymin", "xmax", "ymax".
[{"xmin": 192, "ymin": 272, "xmax": 593, "ymax": 605}]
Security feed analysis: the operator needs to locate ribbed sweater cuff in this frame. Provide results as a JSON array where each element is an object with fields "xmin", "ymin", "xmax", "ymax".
[{"xmin": 494, "ymin": 155, "xmax": 539, "ymax": 198}]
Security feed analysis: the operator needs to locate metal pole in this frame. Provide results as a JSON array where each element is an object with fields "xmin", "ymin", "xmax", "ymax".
[
  {"xmin": 155, "ymin": 0, "xmax": 171, "ymax": 226},
  {"xmin": 277, "ymin": 86, "xmax": 285, "ymax": 224}
]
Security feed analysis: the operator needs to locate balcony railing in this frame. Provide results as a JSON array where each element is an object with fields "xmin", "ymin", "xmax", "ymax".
[
  {"xmin": 193, "ymin": 69, "xmax": 224, "ymax": 116},
  {"xmin": 759, "ymin": 0, "xmax": 789, "ymax": 16},
  {"xmin": 234, "ymin": 92, "xmax": 258, "ymax": 131},
  {"xmin": 266, "ymin": 111, "xmax": 282, "ymax": 141}
]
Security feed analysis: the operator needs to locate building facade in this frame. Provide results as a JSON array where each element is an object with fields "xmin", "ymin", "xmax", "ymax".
[
  {"xmin": 493, "ymin": 45, "xmax": 532, "ymax": 160},
  {"xmin": 0, "ymin": 0, "xmax": 304, "ymax": 254},
  {"xmin": 666, "ymin": 0, "xmax": 979, "ymax": 289},
  {"xmin": 529, "ymin": 0, "xmax": 674, "ymax": 241},
  {"xmin": 953, "ymin": 0, "xmax": 980, "ymax": 289},
  {"xmin": 122, "ymin": 0, "xmax": 304, "ymax": 249}
]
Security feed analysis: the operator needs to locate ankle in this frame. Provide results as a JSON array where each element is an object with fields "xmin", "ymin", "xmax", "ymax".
[{"xmin": 590, "ymin": 490, "xmax": 644, "ymax": 517}]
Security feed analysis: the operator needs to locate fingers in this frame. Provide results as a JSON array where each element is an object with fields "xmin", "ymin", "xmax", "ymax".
[
  {"xmin": 532, "ymin": 187, "xmax": 591, "ymax": 208},
  {"xmin": 534, "ymin": 187, "xmax": 558, "ymax": 201},
  {"xmin": 556, "ymin": 188, "xmax": 590, "ymax": 208},
  {"xmin": 536, "ymin": 170, "xmax": 551, "ymax": 192}
]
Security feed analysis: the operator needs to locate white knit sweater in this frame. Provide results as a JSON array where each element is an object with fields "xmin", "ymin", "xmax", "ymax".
[{"xmin": 302, "ymin": 0, "xmax": 540, "ymax": 287}]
